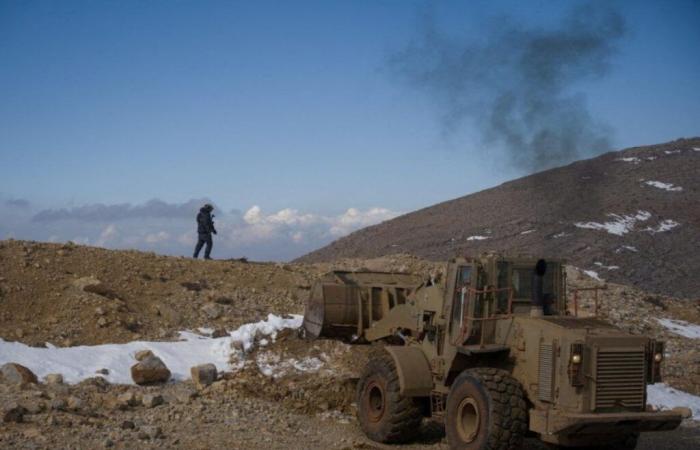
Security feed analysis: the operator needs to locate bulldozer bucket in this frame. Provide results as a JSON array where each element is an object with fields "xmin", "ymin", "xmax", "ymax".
[{"xmin": 302, "ymin": 271, "xmax": 423, "ymax": 340}]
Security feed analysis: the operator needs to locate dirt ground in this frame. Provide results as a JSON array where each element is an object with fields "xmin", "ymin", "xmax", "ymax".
[{"xmin": 1, "ymin": 240, "xmax": 700, "ymax": 449}]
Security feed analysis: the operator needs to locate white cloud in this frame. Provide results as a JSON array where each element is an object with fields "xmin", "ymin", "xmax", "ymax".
[
  {"xmin": 0, "ymin": 198, "xmax": 401, "ymax": 261},
  {"xmin": 144, "ymin": 231, "xmax": 170, "ymax": 244}
]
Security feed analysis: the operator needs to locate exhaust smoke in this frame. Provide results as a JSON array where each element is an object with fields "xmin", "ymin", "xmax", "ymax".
[{"xmin": 390, "ymin": 3, "xmax": 626, "ymax": 172}]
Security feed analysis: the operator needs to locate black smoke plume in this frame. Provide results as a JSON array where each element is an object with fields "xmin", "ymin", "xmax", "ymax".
[{"xmin": 390, "ymin": 3, "xmax": 626, "ymax": 172}]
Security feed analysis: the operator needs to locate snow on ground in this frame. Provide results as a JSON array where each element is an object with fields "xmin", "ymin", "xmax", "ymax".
[
  {"xmin": 644, "ymin": 180, "xmax": 683, "ymax": 192},
  {"xmin": 552, "ymin": 232, "xmax": 568, "ymax": 239},
  {"xmin": 594, "ymin": 262, "xmax": 619, "ymax": 270},
  {"xmin": 0, "ymin": 314, "xmax": 303, "ymax": 385},
  {"xmin": 255, "ymin": 352, "xmax": 324, "ymax": 378},
  {"xmin": 467, "ymin": 235, "xmax": 489, "ymax": 241},
  {"xmin": 657, "ymin": 318, "xmax": 700, "ymax": 339},
  {"xmin": 520, "ymin": 229, "xmax": 536, "ymax": 235},
  {"xmin": 648, "ymin": 383, "xmax": 700, "ymax": 420},
  {"xmin": 582, "ymin": 270, "xmax": 603, "ymax": 281},
  {"xmin": 615, "ymin": 245, "xmax": 638, "ymax": 253},
  {"xmin": 694, "ymin": 147, "xmax": 700, "ymax": 152},
  {"xmin": 574, "ymin": 210, "xmax": 651, "ymax": 236},
  {"xmin": 644, "ymin": 220, "xmax": 680, "ymax": 234},
  {"xmin": 616, "ymin": 157, "xmax": 641, "ymax": 163},
  {"xmin": 664, "ymin": 149, "xmax": 682, "ymax": 155}
]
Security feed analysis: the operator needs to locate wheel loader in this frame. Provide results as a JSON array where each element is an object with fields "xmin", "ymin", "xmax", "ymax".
[{"xmin": 302, "ymin": 255, "xmax": 690, "ymax": 449}]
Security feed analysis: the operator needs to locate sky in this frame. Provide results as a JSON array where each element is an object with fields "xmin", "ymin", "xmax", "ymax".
[{"xmin": 1, "ymin": 0, "xmax": 699, "ymax": 260}]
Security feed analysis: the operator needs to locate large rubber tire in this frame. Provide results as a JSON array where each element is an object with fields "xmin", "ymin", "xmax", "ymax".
[
  {"xmin": 445, "ymin": 368, "xmax": 527, "ymax": 450},
  {"xmin": 356, "ymin": 353, "xmax": 423, "ymax": 443}
]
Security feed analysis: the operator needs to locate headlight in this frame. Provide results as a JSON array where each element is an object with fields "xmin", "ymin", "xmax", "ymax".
[
  {"xmin": 654, "ymin": 353, "xmax": 663, "ymax": 363},
  {"xmin": 571, "ymin": 354, "xmax": 582, "ymax": 364}
]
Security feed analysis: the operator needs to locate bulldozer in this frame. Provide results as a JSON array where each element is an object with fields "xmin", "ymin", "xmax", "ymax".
[{"xmin": 302, "ymin": 255, "xmax": 690, "ymax": 449}]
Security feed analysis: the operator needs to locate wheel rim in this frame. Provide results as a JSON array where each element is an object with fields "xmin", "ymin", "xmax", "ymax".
[
  {"xmin": 456, "ymin": 397, "xmax": 480, "ymax": 443},
  {"xmin": 364, "ymin": 380, "xmax": 386, "ymax": 423}
]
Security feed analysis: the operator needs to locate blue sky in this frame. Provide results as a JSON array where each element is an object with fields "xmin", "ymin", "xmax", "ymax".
[{"xmin": 1, "ymin": 0, "xmax": 698, "ymax": 260}]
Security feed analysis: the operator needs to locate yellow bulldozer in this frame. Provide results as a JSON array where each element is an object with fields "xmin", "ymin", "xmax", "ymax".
[{"xmin": 302, "ymin": 254, "xmax": 690, "ymax": 449}]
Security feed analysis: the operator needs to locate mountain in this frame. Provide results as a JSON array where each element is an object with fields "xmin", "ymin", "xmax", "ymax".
[{"xmin": 297, "ymin": 138, "xmax": 700, "ymax": 298}]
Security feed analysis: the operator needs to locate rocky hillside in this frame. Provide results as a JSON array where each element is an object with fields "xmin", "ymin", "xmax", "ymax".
[
  {"xmin": 298, "ymin": 138, "xmax": 700, "ymax": 298},
  {"xmin": 1, "ymin": 241, "xmax": 700, "ymax": 449}
]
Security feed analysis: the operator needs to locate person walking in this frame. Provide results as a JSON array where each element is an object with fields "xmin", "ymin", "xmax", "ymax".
[{"xmin": 193, "ymin": 203, "xmax": 217, "ymax": 259}]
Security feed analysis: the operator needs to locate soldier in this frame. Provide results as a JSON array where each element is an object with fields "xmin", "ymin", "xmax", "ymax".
[{"xmin": 193, "ymin": 203, "xmax": 217, "ymax": 260}]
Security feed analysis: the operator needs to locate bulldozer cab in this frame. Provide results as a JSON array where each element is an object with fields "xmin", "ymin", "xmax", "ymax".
[{"xmin": 446, "ymin": 255, "xmax": 566, "ymax": 347}]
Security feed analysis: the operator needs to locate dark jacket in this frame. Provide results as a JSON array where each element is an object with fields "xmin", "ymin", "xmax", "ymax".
[{"xmin": 197, "ymin": 208, "xmax": 216, "ymax": 234}]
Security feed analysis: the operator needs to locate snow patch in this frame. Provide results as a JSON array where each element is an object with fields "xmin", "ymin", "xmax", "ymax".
[
  {"xmin": 574, "ymin": 210, "xmax": 651, "ymax": 236},
  {"xmin": 467, "ymin": 235, "xmax": 490, "ymax": 241},
  {"xmin": 0, "ymin": 314, "xmax": 303, "ymax": 385},
  {"xmin": 644, "ymin": 220, "xmax": 680, "ymax": 234},
  {"xmin": 255, "ymin": 352, "xmax": 324, "ymax": 378},
  {"xmin": 644, "ymin": 181, "xmax": 683, "ymax": 192},
  {"xmin": 615, "ymin": 245, "xmax": 638, "ymax": 253},
  {"xmin": 594, "ymin": 262, "xmax": 619, "ymax": 270},
  {"xmin": 582, "ymin": 270, "xmax": 603, "ymax": 281},
  {"xmin": 552, "ymin": 232, "xmax": 568, "ymax": 239},
  {"xmin": 616, "ymin": 157, "xmax": 641, "ymax": 163},
  {"xmin": 657, "ymin": 318, "xmax": 700, "ymax": 339},
  {"xmin": 664, "ymin": 149, "xmax": 682, "ymax": 155},
  {"xmin": 520, "ymin": 229, "xmax": 536, "ymax": 235},
  {"xmin": 693, "ymin": 147, "xmax": 700, "ymax": 152},
  {"xmin": 648, "ymin": 383, "xmax": 700, "ymax": 420}
]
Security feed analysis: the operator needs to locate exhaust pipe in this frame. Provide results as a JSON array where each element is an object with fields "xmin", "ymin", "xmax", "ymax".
[{"xmin": 531, "ymin": 259, "xmax": 547, "ymax": 317}]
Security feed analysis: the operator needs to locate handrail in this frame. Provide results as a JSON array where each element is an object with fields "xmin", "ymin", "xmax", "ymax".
[{"xmin": 453, "ymin": 286, "xmax": 514, "ymax": 347}]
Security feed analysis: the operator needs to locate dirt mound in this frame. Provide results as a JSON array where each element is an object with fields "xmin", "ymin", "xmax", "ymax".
[{"xmin": 297, "ymin": 137, "xmax": 700, "ymax": 298}]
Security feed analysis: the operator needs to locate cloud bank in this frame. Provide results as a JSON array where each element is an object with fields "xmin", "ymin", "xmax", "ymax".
[{"xmin": 0, "ymin": 197, "xmax": 400, "ymax": 261}]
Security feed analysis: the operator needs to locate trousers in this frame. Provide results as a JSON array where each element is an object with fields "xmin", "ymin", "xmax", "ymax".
[{"xmin": 193, "ymin": 233, "xmax": 213, "ymax": 259}]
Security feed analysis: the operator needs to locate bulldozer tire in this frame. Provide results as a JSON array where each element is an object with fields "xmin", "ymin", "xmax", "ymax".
[
  {"xmin": 356, "ymin": 353, "xmax": 423, "ymax": 443},
  {"xmin": 445, "ymin": 368, "xmax": 527, "ymax": 450}
]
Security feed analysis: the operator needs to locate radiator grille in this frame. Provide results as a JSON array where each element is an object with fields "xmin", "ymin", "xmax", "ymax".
[
  {"xmin": 538, "ymin": 342, "xmax": 554, "ymax": 402},
  {"xmin": 595, "ymin": 349, "xmax": 646, "ymax": 411}
]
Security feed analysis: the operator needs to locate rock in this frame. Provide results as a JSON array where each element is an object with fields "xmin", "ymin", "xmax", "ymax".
[
  {"xmin": 96, "ymin": 368, "xmax": 109, "ymax": 375},
  {"xmin": 97, "ymin": 317, "xmax": 109, "ymax": 327},
  {"xmin": 174, "ymin": 387, "xmax": 197, "ymax": 404},
  {"xmin": 1, "ymin": 363, "xmax": 38, "ymax": 385},
  {"xmin": 67, "ymin": 396, "xmax": 83, "ymax": 411},
  {"xmin": 212, "ymin": 328, "xmax": 229, "ymax": 338},
  {"xmin": 231, "ymin": 340, "xmax": 245, "ymax": 353},
  {"xmin": 131, "ymin": 355, "xmax": 171, "ymax": 385},
  {"xmin": 2, "ymin": 402, "xmax": 27, "ymax": 423},
  {"xmin": 141, "ymin": 393, "xmax": 163, "ymax": 408},
  {"xmin": 117, "ymin": 391, "xmax": 140, "ymax": 407},
  {"xmin": 50, "ymin": 398, "xmax": 67, "ymax": 411},
  {"xmin": 22, "ymin": 400, "xmax": 46, "ymax": 414},
  {"xmin": 201, "ymin": 303, "xmax": 222, "ymax": 320},
  {"xmin": 134, "ymin": 350, "xmax": 154, "ymax": 361},
  {"xmin": 45, "ymin": 373, "xmax": 64, "ymax": 385},
  {"xmin": 191, "ymin": 364, "xmax": 217, "ymax": 389},
  {"xmin": 121, "ymin": 420, "xmax": 135, "ymax": 429},
  {"xmin": 138, "ymin": 425, "xmax": 162, "ymax": 440},
  {"xmin": 95, "ymin": 307, "xmax": 106, "ymax": 316}
]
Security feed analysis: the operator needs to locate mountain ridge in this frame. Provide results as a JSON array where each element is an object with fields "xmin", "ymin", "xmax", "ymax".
[{"xmin": 297, "ymin": 137, "xmax": 700, "ymax": 298}]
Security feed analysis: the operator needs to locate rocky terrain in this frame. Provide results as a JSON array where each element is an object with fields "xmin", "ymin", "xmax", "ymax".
[
  {"xmin": 1, "ymin": 240, "xmax": 700, "ymax": 449},
  {"xmin": 298, "ymin": 138, "xmax": 700, "ymax": 299}
]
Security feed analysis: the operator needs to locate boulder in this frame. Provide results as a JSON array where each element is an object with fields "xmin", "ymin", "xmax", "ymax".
[
  {"xmin": 190, "ymin": 364, "xmax": 217, "ymax": 389},
  {"xmin": 1, "ymin": 363, "xmax": 38, "ymax": 385},
  {"xmin": 45, "ymin": 373, "xmax": 64, "ymax": 385},
  {"xmin": 211, "ymin": 328, "xmax": 229, "ymax": 338},
  {"xmin": 130, "ymin": 355, "xmax": 171, "ymax": 385},
  {"xmin": 2, "ymin": 402, "xmax": 26, "ymax": 423},
  {"xmin": 134, "ymin": 350, "xmax": 154, "ymax": 361},
  {"xmin": 142, "ymin": 393, "xmax": 164, "ymax": 408}
]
